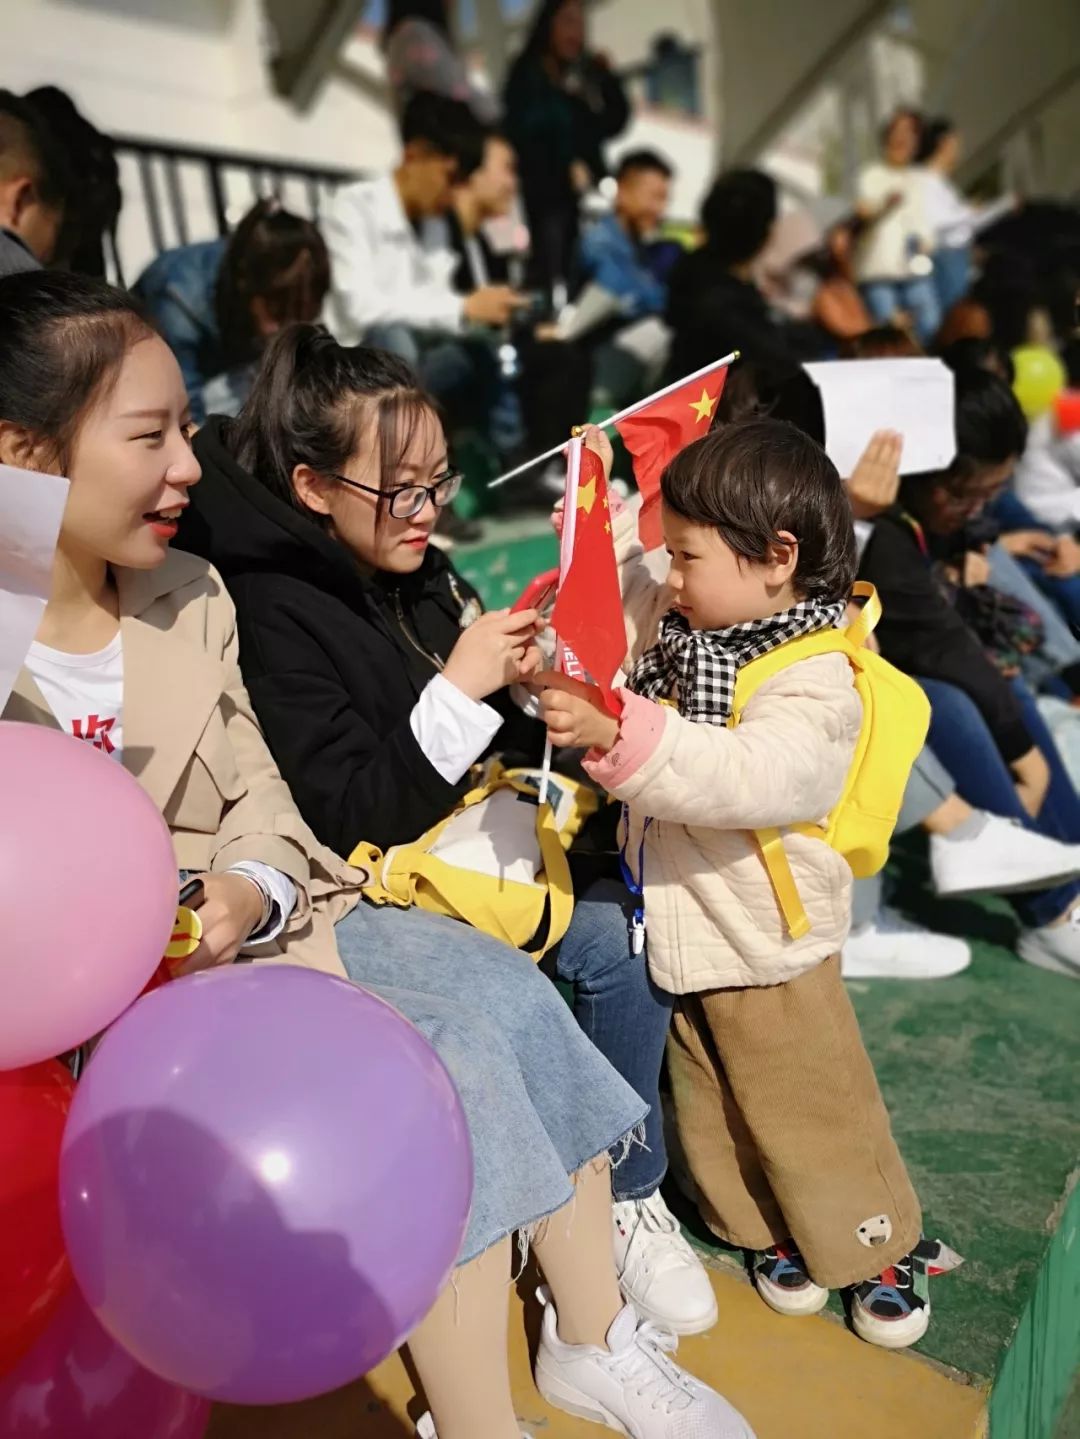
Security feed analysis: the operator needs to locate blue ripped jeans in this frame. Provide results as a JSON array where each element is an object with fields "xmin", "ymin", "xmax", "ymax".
[{"xmin": 552, "ymin": 878, "xmax": 674, "ymax": 1201}]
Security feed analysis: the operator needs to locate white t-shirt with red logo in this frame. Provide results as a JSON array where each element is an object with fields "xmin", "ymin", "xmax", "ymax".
[
  {"xmin": 25, "ymin": 633, "xmax": 296, "ymax": 944},
  {"xmin": 27, "ymin": 634, "xmax": 124, "ymax": 758}
]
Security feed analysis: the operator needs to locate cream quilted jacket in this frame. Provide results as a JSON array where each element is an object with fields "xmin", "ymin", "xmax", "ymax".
[{"xmin": 587, "ymin": 499, "xmax": 862, "ymax": 994}]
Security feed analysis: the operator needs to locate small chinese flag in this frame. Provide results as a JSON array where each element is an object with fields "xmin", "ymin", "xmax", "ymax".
[
  {"xmin": 615, "ymin": 359, "xmax": 730, "ymax": 549},
  {"xmin": 551, "ymin": 446, "xmax": 628, "ymax": 710}
]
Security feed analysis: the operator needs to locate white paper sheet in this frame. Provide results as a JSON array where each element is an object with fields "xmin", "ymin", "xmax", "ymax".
[
  {"xmin": 804, "ymin": 358, "xmax": 957, "ymax": 479},
  {"xmin": 0, "ymin": 464, "xmax": 69, "ymax": 709}
]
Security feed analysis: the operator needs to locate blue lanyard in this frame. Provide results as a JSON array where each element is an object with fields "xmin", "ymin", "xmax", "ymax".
[{"xmin": 618, "ymin": 803, "xmax": 652, "ymax": 955}]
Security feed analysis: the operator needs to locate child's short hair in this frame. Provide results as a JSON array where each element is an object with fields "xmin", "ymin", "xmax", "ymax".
[{"xmin": 660, "ymin": 417, "xmax": 857, "ymax": 604}]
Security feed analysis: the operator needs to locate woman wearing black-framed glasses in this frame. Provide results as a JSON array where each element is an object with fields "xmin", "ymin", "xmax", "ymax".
[
  {"xmin": 184, "ymin": 326, "xmax": 713, "ymax": 1389},
  {"xmin": 324, "ymin": 464, "xmax": 463, "ymax": 520}
]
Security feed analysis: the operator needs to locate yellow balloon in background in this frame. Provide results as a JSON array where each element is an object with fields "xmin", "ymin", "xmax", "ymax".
[{"xmin": 1012, "ymin": 345, "xmax": 1066, "ymax": 419}]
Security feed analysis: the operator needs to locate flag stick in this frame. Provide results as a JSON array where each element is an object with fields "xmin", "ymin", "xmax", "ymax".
[
  {"xmin": 486, "ymin": 350, "xmax": 740, "ymax": 491},
  {"xmin": 538, "ymin": 437, "xmax": 582, "ymax": 810}
]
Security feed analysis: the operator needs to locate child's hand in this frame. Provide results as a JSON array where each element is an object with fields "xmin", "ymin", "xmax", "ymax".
[
  {"xmin": 579, "ymin": 424, "xmax": 615, "ymax": 482},
  {"xmin": 538, "ymin": 671, "xmax": 620, "ymax": 752}
]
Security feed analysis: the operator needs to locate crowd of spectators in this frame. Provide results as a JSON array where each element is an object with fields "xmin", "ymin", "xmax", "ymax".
[{"xmin": 4, "ymin": 58, "xmax": 1080, "ymax": 988}]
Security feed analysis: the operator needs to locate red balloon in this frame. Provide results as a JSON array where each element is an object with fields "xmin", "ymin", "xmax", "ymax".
[{"xmin": 0, "ymin": 1061, "xmax": 74, "ymax": 1376}]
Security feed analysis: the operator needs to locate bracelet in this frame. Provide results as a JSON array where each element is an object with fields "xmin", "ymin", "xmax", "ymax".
[{"xmin": 232, "ymin": 871, "xmax": 273, "ymax": 936}]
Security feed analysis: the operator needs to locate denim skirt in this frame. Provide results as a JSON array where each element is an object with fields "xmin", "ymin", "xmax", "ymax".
[{"xmin": 332, "ymin": 899, "xmax": 648, "ymax": 1263}]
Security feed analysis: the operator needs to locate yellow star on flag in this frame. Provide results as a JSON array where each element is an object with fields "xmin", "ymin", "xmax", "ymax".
[
  {"xmin": 689, "ymin": 387, "xmax": 718, "ymax": 424},
  {"xmin": 576, "ymin": 474, "xmax": 597, "ymax": 514}
]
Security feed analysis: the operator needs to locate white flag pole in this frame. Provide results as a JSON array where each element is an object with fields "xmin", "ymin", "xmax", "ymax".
[
  {"xmin": 537, "ymin": 435, "xmax": 583, "ymax": 811},
  {"xmin": 486, "ymin": 350, "xmax": 739, "ymax": 491}
]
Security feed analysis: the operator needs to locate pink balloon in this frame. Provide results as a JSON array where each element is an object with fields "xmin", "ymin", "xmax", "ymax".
[
  {"xmin": 0, "ymin": 723, "xmax": 177, "ymax": 1069},
  {"xmin": 0, "ymin": 1287, "xmax": 209, "ymax": 1439}
]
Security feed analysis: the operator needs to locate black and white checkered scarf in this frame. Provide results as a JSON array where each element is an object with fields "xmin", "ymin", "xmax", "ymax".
[{"xmin": 627, "ymin": 599, "xmax": 846, "ymax": 724}]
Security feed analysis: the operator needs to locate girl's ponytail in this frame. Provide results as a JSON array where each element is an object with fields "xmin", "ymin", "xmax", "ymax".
[{"xmin": 226, "ymin": 323, "xmax": 433, "ymax": 527}]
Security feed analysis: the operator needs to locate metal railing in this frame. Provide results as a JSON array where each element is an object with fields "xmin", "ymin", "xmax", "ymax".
[{"xmin": 109, "ymin": 134, "xmax": 358, "ymax": 285}]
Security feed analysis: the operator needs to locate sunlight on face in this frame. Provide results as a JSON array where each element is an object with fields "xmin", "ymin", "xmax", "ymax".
[
  {"xmin": 60, "ymin": 334, "xmax": 200, "ymax": 570},
  {"xmin": 311, "ymin": 404, "xmax": 450, "ymax": 576},
  {"xmin": 661, "ymin": 507, "xmax": 798, "ymax": 630}
]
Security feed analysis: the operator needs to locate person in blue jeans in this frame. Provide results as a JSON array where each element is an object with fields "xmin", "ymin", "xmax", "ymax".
[
  {"xmin": 184, "ymin": 323, "xmax": 718, "ymax": 1333},
  {"xmin": 133, "ymin": 199, "xmax": 330, "ymax": 423},
  {"xmin": 989, "ymin": 488, "xmax": 1080, "ymax": 633},
  {"xmin": 863, "ymin": 366, "xmax": 1080, "ymax": 976},
  {"xmin": 919, "ymin": 677, "xmax": 1080, "ymax": 972}
]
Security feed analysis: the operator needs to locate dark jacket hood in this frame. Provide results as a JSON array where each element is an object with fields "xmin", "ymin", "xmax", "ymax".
[{"xmin": 185, "ymin": 415, "xmax": 454, "ymax": 609}]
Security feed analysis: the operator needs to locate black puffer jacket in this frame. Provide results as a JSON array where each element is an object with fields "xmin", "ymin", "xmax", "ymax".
[{"xmin": 182, "ymin": 417, "xmax": 541, "ymax": 858}]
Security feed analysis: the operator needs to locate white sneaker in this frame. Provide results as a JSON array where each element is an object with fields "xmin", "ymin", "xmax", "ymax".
[
  {"xmin": 534, "ymin": 1288, "xmax": 756, "ymax": 1439},
  {"xmin": 842, "ymin": 909, "xmax": 971, "ymax": 980},
  {"xmin": 612, "ymin": 1192, "xmax": 717, "ymax": 1335},
  {"xmin": 931, "ymin": 813, "xmax": 1080, "ymax": 897},
  {"xmin": 1018, "ymin": 905, "xmax": 1080, "ymax": 978}
]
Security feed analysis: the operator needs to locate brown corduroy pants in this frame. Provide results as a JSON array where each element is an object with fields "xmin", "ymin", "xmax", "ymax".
[{"xmin": 667, "ymin": 956, "xmax": 921, "ymax": 1289}]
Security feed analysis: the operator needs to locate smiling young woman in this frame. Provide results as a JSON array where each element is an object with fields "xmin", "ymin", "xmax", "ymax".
[{"xmin": 0, "ymin": 274, "xmax": 749, "ymax": 1439}]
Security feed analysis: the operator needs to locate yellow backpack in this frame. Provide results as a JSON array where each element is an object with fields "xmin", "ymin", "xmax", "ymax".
[
  {"xmin": 349, "ymin": 762, "xmax": 597, "ymax": 959},
  {"xmin": 728, "ymin": 582, "xmax": 929, "ymax": 940}
]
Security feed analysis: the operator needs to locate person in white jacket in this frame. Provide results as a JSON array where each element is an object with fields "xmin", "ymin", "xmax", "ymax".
[
  {"xmin": 540, "ymin": 421, "xmax": 956, "ymax": 1352},
  {"xmin": 854, "ymin": 109, "xmax": 941, "ymax": 344},
  {"xmin": 323, "ymin": 92, "xmax": 522, "ymax": 369},
  {"xmin": 918, "ymin": 117, "xmax": 1015, "ymax": 318}
]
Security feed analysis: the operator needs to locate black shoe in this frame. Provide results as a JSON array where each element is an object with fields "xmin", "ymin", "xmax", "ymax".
[
  {"xmin": 850, "ymin": 1247, "xmax": 930, "ymax": 1349},
  {"xmin": 752, "ymin": 1241, "xmax": 829, "ymax": 1316}
]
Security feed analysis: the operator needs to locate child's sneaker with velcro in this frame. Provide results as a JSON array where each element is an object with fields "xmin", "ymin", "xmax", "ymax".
[
  {"xmin": 850, "ymin": 1245, "xmax": 931, "ymax": 1348},
  {"xmin": 752, "ymin": 1241, "xmax": 829, "ymax": 1316}
]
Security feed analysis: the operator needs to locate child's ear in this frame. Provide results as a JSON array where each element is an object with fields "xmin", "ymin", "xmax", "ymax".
[{"xmin": 765, "ymin": 530, "xmax": 799, "ymax": 586}]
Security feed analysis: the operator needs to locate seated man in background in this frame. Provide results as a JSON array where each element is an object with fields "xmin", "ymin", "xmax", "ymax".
[
  {"xmin": 325, "ymin": 94, "xmax": 522, "ymax": 382},
  {"xmin": 441, "ymin": 131, "xmax": 591, "ymax": 493},
  {"xmin": 576, "ymin": 148, "xmax": 675, "ymax": 411},
  {"xmin": 666, "ymin": 168, "xmax": 813, "ymax": 381},
  {"xmin": 326, "ymin": 94, "xmax": 526, "ymax": 521},
  {"xmin": 0, "ymin": 90, "xmax": 69, "ymax": 277},
  {"xmin": 134, "ymin": 199, "xmax": 330, "ymax": 423}
]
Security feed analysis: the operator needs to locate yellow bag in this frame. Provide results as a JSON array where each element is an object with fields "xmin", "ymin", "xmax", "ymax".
[
  {"xmin": 729, "ymin": 582, "xmax": 930, "ymax": 940},
  {"xmin": 349, "ymin": 762, "xmax": 597, "ymax": 959}
]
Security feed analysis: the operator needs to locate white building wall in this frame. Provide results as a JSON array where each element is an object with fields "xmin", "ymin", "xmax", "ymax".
[{"xmin": 1, "ymin": 0, "xmax": 397, "ymax": 277}]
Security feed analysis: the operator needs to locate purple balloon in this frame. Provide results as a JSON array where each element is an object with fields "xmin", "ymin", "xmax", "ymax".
[
  {"xmin": 59, "ymin": 965, "xmax": 472, "ymax": 1405},
  {"xmin": 0, "ymin": 1286, "xmax": 209, "ymax": 1439}
]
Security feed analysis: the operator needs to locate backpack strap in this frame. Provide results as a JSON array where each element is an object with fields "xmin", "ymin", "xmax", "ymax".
[
  {"xmin": 753, "ymin": 827, "xmax": 813, "ymax": 940},
  {"xmin": 728, "ymin": 591, "xmax": 882, "ymax": 939}
]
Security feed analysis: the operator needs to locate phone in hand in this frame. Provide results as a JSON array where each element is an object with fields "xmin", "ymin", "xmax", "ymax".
[{"xmin": 511, "ymin": 567, "xmax": 560, "ymax": 615}]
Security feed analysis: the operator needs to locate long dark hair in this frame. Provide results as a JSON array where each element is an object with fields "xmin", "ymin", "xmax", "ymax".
[
  {"xmin": 215, "ymin": 200, "xmax": 331, "ymax": 371},
  {"xmin": 227, "ymin": 324, "xmax": 436, "ymax": 530},
  {"xmin": 0, "ymin": 269, "xmax": 153, "ymax": 472},
  {"xmin": 512, "ymin": 0, "xmax": 580, "ymax": 66}
]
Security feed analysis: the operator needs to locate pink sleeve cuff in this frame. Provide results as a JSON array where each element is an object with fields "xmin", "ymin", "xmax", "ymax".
[{"xmin": 584, "ymin": 690, "xmax": 666, "ymax": 788}]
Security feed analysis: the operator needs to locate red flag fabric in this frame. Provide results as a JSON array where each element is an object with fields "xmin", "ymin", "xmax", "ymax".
[
  {"xmin": 615, "ymin": 361, "xmax": 729, "ymax": 549},
  {"xmin": 551, "ymin": 447, "xmax": 628, "ymax": 709}
]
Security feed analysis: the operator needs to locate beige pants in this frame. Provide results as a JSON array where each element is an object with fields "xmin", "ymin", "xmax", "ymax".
[{"xmin": 668, "ymin": 956, "xmax": 921, "ymax": 1288}]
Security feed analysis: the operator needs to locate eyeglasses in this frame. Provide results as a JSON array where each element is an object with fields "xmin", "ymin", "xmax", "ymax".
[{"xmin": 326, "ymin": 468, "xmax": 463, "ymax": 520}]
